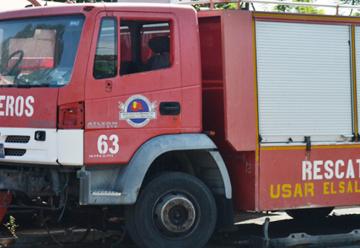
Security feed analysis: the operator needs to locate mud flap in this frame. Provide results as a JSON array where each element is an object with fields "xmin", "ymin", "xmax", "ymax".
[{"xmin": 0, "ymin": 192, "xmax": 12, "ymax": 223}]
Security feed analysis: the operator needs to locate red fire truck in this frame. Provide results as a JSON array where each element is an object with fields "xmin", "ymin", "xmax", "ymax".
[{"xmin": 0, "ymin": 0, "xmax": 360, "ymax": 247}]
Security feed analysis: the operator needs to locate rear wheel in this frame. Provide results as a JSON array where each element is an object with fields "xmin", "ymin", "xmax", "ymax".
[
  {"xmin": 286, "ymin": 207, "xmax": 334, "ymax": 220},
  {"xmin": 125, "ymin": 172, "xmax": 217, "ymax": 248}
]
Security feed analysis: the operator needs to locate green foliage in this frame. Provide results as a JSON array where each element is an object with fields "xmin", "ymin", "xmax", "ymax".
[
  {"xmin": 274, "ymin": 1, "xmax": 292, "ymax": 12},
  {"xmin": 274, "ymin": 0, "xmax": 325, "ymax": 14},
  {"xmin": 341, "ymin": 0, "xmax": 360, "ymax": 16},
  {"xmin": 214, "ymin": 3, "xmax": 238, "ymax": 10},
  {"xmin": 4, "ymin": 216, "xmax": 19, "ymax": 238},
  {"xmin": 341, "ymin": 0, "xmax": 360, "ymax": 4},
  {"xmin": 191, "ymin": 2, "xmax": 238, "ymax": 10}
]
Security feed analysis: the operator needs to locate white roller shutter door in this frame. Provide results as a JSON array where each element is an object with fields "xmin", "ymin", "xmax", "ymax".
[{"xmin": 256, "ymin": 21, "xmax": 353, "ymax": 143}]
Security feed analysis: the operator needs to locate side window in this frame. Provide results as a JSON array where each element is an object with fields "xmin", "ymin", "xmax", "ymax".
[
  {"xmin": 120, "ymin": 20, "xmax": 171, "ymax": 76},
  {"xmin": 93, "ymin": 18, "xmax": 118, "ymax": 79}
]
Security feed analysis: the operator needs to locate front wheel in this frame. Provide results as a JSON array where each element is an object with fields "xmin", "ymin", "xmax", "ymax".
[{"xmin": 125, "ymin": 172, "xmax": 217, "ymax": 248}]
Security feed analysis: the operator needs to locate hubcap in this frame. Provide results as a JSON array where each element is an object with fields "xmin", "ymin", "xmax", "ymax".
[{"xmin": 154, "ymin": 194, "xmax": 196, "ymax": 235}]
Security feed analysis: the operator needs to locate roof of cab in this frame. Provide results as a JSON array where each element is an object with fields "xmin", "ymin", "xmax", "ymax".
[{"xmin": 0, "ymin": 3, "xmax": 195, "ymax": 21}]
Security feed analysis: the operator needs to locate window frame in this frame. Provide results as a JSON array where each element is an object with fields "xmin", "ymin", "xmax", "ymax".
[
  {"xmin": 93, "ymin": 16, "xmax": 118, "ymax": 80},
  {"xmin": 0, "ymin": 14, "xmax": 85, "ymax": 88},
  {"xmin": 85, "ymin": 11, "xmax": 181, "ymax": 99},
  {"xmin": 119, "ymin": 17, "xmax": 175, "ymax": 77}
]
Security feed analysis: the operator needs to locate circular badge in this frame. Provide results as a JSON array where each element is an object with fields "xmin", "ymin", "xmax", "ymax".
[{"xmin": 119, "ymin": 95, "xmax": 157, "ymax": 128}]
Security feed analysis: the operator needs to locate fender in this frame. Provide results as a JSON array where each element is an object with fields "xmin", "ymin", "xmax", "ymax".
[{"xmin": 79, "ymin": 134, "xmax": 232, "ymax": 205}]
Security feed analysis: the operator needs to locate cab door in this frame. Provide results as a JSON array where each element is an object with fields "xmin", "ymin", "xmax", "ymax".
[{"xmin": 84, "ymin": 11, "xmax": 183, "ymax": 165}]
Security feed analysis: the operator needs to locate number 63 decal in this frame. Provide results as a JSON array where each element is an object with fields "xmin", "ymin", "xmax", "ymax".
[{"xmin": 97, "ymin": 134, "xmax": 120, "ymax": 155}]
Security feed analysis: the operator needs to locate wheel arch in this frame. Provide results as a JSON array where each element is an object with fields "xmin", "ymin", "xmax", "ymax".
[
  {"xmin": 119, "ymin": 134, "xmax": 232, "ymax": 203},
  {"xmin": 78, "ymin": 134, "xmax": 232, "ymax": 208}
]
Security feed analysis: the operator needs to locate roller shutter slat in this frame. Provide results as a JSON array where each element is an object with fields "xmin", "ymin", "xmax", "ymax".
[{"xmin": 256, "ymin": 21, "xmax": 353, "ymax": 143}]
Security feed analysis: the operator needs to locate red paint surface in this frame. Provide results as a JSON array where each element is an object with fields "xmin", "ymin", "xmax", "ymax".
[
  {"xmin": 0, "ymin": 5, "xmax": 202, "ymax": 166},
  {"xmin": 259, "ymin": 146, "xmax": 360, "ymax": 210},
  {"xmin": 199, "ymin": 12, "xmax": 258, "ymax": 211},
  {"xmin": 199, "ymin": 16, "xmax": 223, "ymax": 81},
  {"xmin": 0, "ymin": 192, "xmax": 12, "ymax": 223},
  {"xmin": 198, "ymin": 10, "xmax": 360, "ymax": 212},
  {"xmin": 0, "ymin": 89, "xmax": 58, "ymax": 128},
  {"xmin": 226, "ymin": 152, "xmax": 257, "ymax": 211},
  {"xmin": 199, "ymin": 11, "xmax": 256, "ymax": 152},
  {"xmin": 4, "ymin": 5, "xmax": 360, "ymax": 214},
  {"xmin": 83, "ymin": 7, "xmax": 201, "ymax": 165},
  {"xmin": 84, "ymin": 89, "xmax": 200, "ymax": 164},
  {"xmin": 222, "ymin": 12, "xmax": 257, "ymax": 152},
  {"xmin": 199, "ymin": 16, "xmax": 228, "ymax": 152}
]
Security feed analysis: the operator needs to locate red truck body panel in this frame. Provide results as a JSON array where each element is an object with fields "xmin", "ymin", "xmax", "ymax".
[
  {"xmin": 0, "ymin": 192, "xmax": 11, "ymax": 223},
  {"xmin": 255, "ymin": 13, "xmax": 360, "ymax": 211},
  {"xmin": 3, "ymin": 4, "xmax": 360, "ymax": 216},
  {"xmin": 0, "ymin": 5, "xmax": 96, "ymax": 128},
  {"xmin": 82, "ymin": 5, "xmax": 201, "ymax": 165},
  {"xmin": 0, "ymin": 4, "xmax": 202, "ymax": 165},
  {"xmin": 0, "ymin": 89, "xmax": 57, "ymax": 128},
  {"xmin": 199, "ymin": 11, "xmax": 257, "ymax": 152},
  {"xmin": 199, "ymin": 11, "xmax": 258, "ymax": 210},
  {"xmin": 260, "ymin": 145, "xmax": 360, "ymax": 210},
  {"xmin": 198, "ymin": 11, "xmax": 360, "ymax": 211}
]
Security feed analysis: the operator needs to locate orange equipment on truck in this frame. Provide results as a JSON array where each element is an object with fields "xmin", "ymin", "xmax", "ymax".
[{"xmin": 1, "ymin": 0, "xmax": 360, "ymax": 247}]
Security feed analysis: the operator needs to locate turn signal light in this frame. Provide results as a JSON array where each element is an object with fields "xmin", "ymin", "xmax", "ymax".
[{"xmin": 58, "ymin": 102, "xmax": 84, "ymax": 129}]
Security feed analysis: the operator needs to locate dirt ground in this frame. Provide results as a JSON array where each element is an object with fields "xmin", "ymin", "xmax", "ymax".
[{"xmin": 2, "ymin": 207, "xmax": 360, "ymax": 248}]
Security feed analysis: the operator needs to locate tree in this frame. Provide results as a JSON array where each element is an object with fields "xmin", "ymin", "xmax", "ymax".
[
  {"xmin": 274, "ymin": 0, "xmax": 325, "ymax": 14},
  {"xmin": 341, "ymin": 0, "xmax": 360, "ymax": 16},
  {"xmin": 341, "ymin": 0, "xmax": 360, "ymax": 4}
]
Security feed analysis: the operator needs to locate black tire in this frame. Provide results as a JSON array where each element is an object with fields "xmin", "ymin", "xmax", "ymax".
[
  {"xmin": 286, "ymin": 207, "xmax": 334, "ymax": 220},
  {"xmin": 125, "ymin": 172, "xmax": 217, "ymax": 248}
]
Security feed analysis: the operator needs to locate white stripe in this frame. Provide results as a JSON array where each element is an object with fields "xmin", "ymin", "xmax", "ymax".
[{"xmin": 0, "ymin": 128, "xmax": 83, "ymax": 166}]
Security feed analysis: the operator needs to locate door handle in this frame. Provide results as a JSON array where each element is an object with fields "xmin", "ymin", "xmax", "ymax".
[
  {"xmin": 105, "ymin": 80, "xmax": 113, "ymax": 92},
  {"xmin": 160, "ymin": 102, "xmax": 181, "ymax": 116}
]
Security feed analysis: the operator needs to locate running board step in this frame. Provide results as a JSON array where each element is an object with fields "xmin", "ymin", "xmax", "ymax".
[
  {"xmin": 78, "ymin": 169, "xmax": 125, "ymax": 205},
  {"xmin": 91, "ymin": 191, "xmax": 122, "ymax": 197}
]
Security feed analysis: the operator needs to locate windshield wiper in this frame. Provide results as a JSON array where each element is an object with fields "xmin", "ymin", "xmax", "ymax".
[
  {"xmin": 17, "ymin": 84, "xmax": 51, "ymax": 88},
  {"xmin": 0, "ymin": 85, "xmax": 16, "ymax": 88},
  {"xmin": 0, "ymin": 84, "xmax": 52, "ymax": 88}
]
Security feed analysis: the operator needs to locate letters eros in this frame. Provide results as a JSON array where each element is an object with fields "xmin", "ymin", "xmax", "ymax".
[{"xmin": 0, "ymin": 95, "xmax": 34, "ymax": 117}]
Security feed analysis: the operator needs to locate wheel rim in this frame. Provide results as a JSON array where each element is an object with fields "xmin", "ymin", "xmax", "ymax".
[{"xmin": 154, "ymin": 193, "xmax": 197, "ymax": 237}]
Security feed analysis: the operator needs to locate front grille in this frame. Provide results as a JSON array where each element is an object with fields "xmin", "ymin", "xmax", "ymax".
[
  {"xmin": 5, "ymin": 136, "xmax": 30, "ymax": 144},
  {"xmin": 5, "ymin": 148, "xmax": 26, "ymax": 157}
]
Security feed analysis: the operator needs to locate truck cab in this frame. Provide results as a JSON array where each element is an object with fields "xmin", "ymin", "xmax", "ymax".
[
  {"xmin": 0, "ymin": 3, "xmax": 231, "ymax": 248},
  {"xmin": 0, "ymin": 4, "xmax": 202, "ymax": 166}
]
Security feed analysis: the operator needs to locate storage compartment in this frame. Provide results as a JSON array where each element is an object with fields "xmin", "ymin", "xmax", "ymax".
[
  {"xmin": 199, "ymin": 11, "xmax": 258, "ymax": 211},
  {"xmin": 199, "ymin": 11, "xmax": 257, "ymax": 152},
  {"xmin": 256, "ymin": 21, "xmax": 353, "ymax": 143}
]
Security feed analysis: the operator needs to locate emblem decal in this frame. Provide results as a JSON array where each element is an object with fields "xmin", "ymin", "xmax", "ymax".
[{"xmin": 119, "ymin": 95, "xmax": 156, "ymax": 128}]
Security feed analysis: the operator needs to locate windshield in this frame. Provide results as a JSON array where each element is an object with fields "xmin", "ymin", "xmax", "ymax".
[{"xmin": 0, "ymin": 15, "xmax": 84, "ymax": 88}]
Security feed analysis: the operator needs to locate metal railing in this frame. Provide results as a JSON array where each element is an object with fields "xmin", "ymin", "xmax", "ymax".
[
  {"xmin": 31, "ymin": 0, "xmax": 360, "ymax": 16},
  {"xmin": 173, "ymin": 0, "xmax": 360, "ymax": 15}
]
